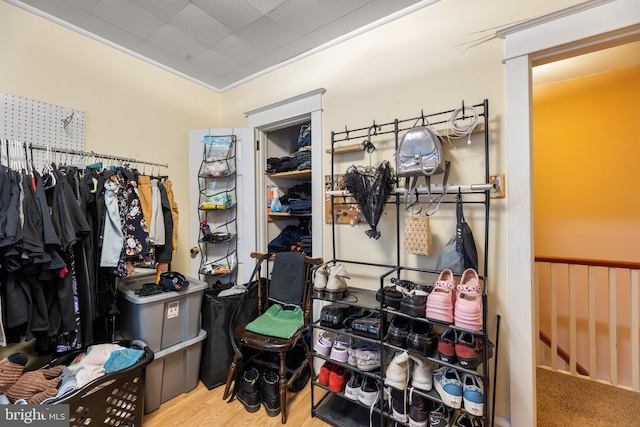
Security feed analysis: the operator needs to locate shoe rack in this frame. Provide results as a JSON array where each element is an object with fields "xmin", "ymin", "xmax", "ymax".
[
  {"xmin": 310, "ymin": 100, "xmax": 501, "ymax": 427},
  {"xmin": 196, "ymin": 133, "xmax": 238, "ymax": 286}
]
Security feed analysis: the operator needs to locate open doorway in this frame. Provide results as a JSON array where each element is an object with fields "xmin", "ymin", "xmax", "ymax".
[
  {"xmin": 532, "ymin": 40, "xmax": 640, "ymax": 424},
  {"xmin": 500, "ymin": 1, "xmax": 640, "ymax": 425}
]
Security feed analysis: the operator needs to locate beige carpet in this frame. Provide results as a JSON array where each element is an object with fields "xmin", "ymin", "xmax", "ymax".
[{"xmin": 536, "ymin": 367, "xmax": 640, "ymax": 426}]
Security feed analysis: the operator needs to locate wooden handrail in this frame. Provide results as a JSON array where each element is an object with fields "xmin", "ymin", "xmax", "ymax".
[
  {"xmin": 535, "ymin": 256, "xmax": 640, "ymax": 270},
  {"xmin": 539, "ymin": 330, "xmax": 589, "ymax": 376}
]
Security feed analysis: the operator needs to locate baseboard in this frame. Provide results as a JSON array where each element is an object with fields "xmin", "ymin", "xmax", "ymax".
[{"xmin": 493, "ymin": 414, "xmax": 511, "ymax": 427}]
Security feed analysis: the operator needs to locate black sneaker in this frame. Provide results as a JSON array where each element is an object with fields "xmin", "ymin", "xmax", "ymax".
[
  {"xmin": 407, "ymin": 321, "xmax": 438, "ymax": 357},
  {"xmin": 260, "ymin": 370, "xmax": 281, "ymax": 417},
  {"xmin": 429, "ymin": 403, "xmax": 452, "ymax": 427},
  {"xmin": 237, "ymin": 367, "xmax": 261, "ymax": 413},
  {"xmin": 386, "ymin": 315, "xmax": 411, "ymax": 348}
]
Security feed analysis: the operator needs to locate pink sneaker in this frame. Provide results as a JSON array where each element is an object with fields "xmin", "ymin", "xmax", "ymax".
[
  {"xmin": 425, "ymin": 269, "xmax": 456, "ymax": 323},
  {"xmin": 454, "ymin": 268, "xmax": 483, "ymax": 331}
]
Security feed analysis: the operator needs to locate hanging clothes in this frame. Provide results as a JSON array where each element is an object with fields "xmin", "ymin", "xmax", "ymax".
[
  {"xmin": 162, "ymin": 179, "xmax": 179, "ymax": 256},
  {"xmin": 148, "ymin": 178, "xmax": 165, "ymax": 246},
  {"xmin": 154, "ymin": 180, "xmax": 174, "ymax": 263}
]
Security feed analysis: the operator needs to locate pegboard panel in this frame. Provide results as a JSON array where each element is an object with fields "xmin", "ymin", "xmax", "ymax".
[{"xmin": 0, "ymin": 92, "xmax": 85, "ymax": 169}]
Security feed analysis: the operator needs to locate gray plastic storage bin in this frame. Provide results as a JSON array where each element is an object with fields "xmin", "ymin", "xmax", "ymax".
[
  {"xmin": 144, "ymin": 329, "xmax": 207, "ymax": 414},
  {"xmin": 116, "ymin": 272, "xmax": 207, "ymax": 352}
]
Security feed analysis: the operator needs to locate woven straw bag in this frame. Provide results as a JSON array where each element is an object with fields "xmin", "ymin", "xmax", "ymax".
[{"xmin": 404, "ymin": 215, "xmax": 433, "ymax": 256}]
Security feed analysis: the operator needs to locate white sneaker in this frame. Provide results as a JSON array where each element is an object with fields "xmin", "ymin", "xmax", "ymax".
[
  {"xmin": 384, "ymin": 350, "xmax": 411, "ymax": 390},
  {"xmin": 313, "ymin": 264, "xmax": 330, "ymax": 297},
  {"xmin": 344, "ymin": 372, "xmax": 362, "ymax": 401},
  {"xmin": 358, "ymin": 376, "xmax": 379, "ymax": 407},
  {"xmin": 326, "ymin": 263, "xmax": 350, "ymax": 300},
  {"xmin": 409, "ymin": 355, "xmax": 434, "ymax": 391}
]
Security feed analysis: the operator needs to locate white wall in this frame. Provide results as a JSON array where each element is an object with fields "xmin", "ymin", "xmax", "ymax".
[
  {"xmin": 0, "ymin": 1, "xmax": 222, "ymax": 273},
  {"xmin": 0, "ymin": 0, "xmax": 591, "ymax": 422},
  {"xmin": 220, "ymin": 0, "xmax": 584, "ymax": 421}
]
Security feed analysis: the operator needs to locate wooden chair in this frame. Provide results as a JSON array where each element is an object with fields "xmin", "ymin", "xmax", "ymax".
[{"xmin": 222, "ymin": 251, "xmax": 323, "ymax": 423}]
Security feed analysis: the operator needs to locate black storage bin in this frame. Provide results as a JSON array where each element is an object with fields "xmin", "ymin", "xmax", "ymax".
[{"xmin": 199, "ymin": 282, "xmax": 260, "ymax": 389}]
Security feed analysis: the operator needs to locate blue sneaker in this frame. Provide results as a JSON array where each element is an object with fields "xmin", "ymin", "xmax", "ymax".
[
  {"xmin": 462, "ymin": 374, "xmax": 484, "ymax": 416},
  {"xmin": 433, "ymin": 366, "xmax": 462, "ymax": 409}
]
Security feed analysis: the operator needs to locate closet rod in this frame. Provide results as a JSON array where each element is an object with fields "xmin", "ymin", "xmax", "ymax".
[
  {"xmin": 29, "ymin": 143, "xmax": 168, "ymax": 168},
  {"xmin": 325, "ymin": 182, "xmax": 494, "ymax": 196}
]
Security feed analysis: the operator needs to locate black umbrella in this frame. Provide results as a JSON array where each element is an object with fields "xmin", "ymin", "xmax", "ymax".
[{"xmin": 343, "ymin": 160, "xmax": 396, "ymax": 239}]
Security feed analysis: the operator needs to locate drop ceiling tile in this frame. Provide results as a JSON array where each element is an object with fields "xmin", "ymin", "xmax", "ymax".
[
  {"xmin": 64, "ymin": 0, "xmax": 100, "ymax": 13},
  {"xmin": 149, "ymin": 25, "xmax": 207, "ymax": 60},
  {"xmin": 173, "ymin": 61, "xmax": 220, "ymax": 86},
  {"xmin": 83, "ymin": 14, "xmax": 146, "ymax": 51},
  {"xmin": 170, "ymin": 3, "xmax": 232, "ymax": 47},
  {"xmin": 248, "ymin": 0, "xmax": 286, "ymax": 15},
  {"xmin": 93, "ymin": 0, "xmax": 164, "ymax": 39},
  {"xmin": 135, "ymin": 41, "xmax": 190, "ymax": 70},
  {"xmin": 234, "ymin": 16, "xmax": 296, "ymax": 53},
  {"xmin": 267, "ymin": 0, "xmax": 329, "ymax": 37},
  {"xmin": 126, "ymin": 0, "xmax": 189, "ymax": 21},
  {"xmin": 210, "ymin": 33, "xmax": 262, "ymax": 65},
  {"xmin": 191, "ymin": 49, "xmax": 239, "ymax": 76},
  {"xmin": 313, "ymin": 0, "xmax": 371, "ymax": 19},
  {"xmin": 195, "ymin": 0, "xmax": 263, "ymax": 32},
  {"xmin": 20, "ymin": 0, "xmax": 89, "ymax": 25}
]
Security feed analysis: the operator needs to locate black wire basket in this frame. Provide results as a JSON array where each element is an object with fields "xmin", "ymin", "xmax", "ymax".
[{"xmin": 47, "ymin": 340, "xmax": 154, "ymax": 427}]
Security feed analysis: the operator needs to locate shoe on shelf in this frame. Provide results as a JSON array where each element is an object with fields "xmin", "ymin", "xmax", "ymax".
[
  {"xmin": 260, "ymin": 370, "xmax": 281, "ymax": 417},
  {"xmin": 390, "ymin": 387, "xmax": 408, "ymax": 423},
  {"xmin": 398, "ymin": 279, "xmax": 430, "ymax": 318},
  {"xmin": 386, "ymin": 315, "xmax": 412, "ymax": 348},
  {"xmin": 407, "ymin": 321, "xmax": 438, "ymax": 357},
  {"xmin": 355, "ymin": 343, "xmax": 381, "ymax": 372},
  {"xmin": 313, "ymin": 263, "xmax": 331, "ymax": 298},
  {"xmin": 408, "ymin": 389, "xmax": 433, "ymax": 427},
  {"xmin": 462, "ymin": 374, "xmax": 484, "ymax": 416},
  {"xmin": 329, "ymin": 334, "xmax": 350, "ymax": 363},
  {"xmin": 328, "ymin": 365, "xmax": 349, "ymax": 393},
  {"xmin": 237, "ymin": 366, "xmax": 261, "ymax": 413},
  {"xmin": 358, "ymin": 376, "xmax": 380, "ymax": 407},
  {"xmin": 314, "ymin": 330, "xmax": 336, "ymax": 356},
  {"xmin": 433, "ymin": 366, "xmax": 463, "ymax": 409},
  {"xmin": 454, "ymin": 268, "xmax": 483, "ymax": 331},
  {"xmin": 453, "ymin": 412, "xmax": 484, "ymax": 427},
  {"xmin": 409, "ymin": 355, "xmax": 434, "ymax": 392},
  {"xmin": 375, "ymin": 285, "xmax": 403, "ymax": 309},
  {"xmin": 318, "ymin": 361, "xmax": 337, "ymax": 386},
  {"xmin": 326, "ymin": 263, "xmax": 350, "ymax": 301},
  {"xmin": 384, "ymin": 350, "xmax": 411, "ymax": 390},
  {"xmin": 401, "ymin": 293, "xmax": 428, "ymax": 318},
  {"xmin": 455, "ymin": 332, "xmax": 489, "ymax": 369},
  {"xmin": 429, "ymin": 403, "xmax": 453, "ymax": 427},
  {"xmin": 344, "ymin": 372, "xmax": 363, "ymax": 401},
  {"xmin": 426, "ymin": 269, "xmax": 456, "ymax": 323},
  {"xmin": 437, "ymin": 329, "xmax": 458, "ymax": 364}
]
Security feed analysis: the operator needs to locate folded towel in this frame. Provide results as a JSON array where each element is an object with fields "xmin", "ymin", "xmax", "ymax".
[
  {"xmin": 245, "ymin": 304, "xmax": 303, "ymax": 339},
  {"xmin": 104, "ymin": 348, "xmax": 144, "ymax": 374}
]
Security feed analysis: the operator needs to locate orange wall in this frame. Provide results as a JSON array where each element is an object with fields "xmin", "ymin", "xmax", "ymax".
[
  {"xmin": 534, "ymin": 64, "xmax": 640, "ymax": 384},
  {"xmin": 533, "ymin": 64, "xmax": 640, "ymax": 262}
]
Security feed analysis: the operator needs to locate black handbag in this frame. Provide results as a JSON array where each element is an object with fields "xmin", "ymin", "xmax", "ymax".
[{"xmin": 436, "ymin": 194, "xmax": 478, "ymax": 274}]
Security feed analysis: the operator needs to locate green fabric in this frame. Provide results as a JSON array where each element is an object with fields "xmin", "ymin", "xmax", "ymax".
[{"xmin": 245, "ymin": 304, "xmax": 303, "ymax": 339}]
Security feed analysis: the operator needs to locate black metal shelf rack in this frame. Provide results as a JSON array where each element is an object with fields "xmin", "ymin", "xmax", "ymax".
[{"xmin": 311, "ymin": 100, "xmax": 500, "ymax": 427}]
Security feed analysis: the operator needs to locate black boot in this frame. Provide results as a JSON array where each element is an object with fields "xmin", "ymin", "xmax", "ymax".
[
  {"xmin": 237, "ymin": 367, "xmax": 261, "ymax": 413},
  {"xmin": 260, "ymin": 370, "xmax": 281, "ymax": 417}
]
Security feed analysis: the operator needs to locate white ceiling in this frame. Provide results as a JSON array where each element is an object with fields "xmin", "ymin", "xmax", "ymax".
[
  {"xmin": 533, "ymin": 40, "xmax": 640, "ymax": 86},
  {"xmin": 8, "ymin": 0, "xmax": 433, "ymax": 92}
]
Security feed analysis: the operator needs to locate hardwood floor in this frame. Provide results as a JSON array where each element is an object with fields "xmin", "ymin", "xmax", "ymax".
[{"xmin": 143, "ymin": 381, "xmax": 329, "ymax": 427}]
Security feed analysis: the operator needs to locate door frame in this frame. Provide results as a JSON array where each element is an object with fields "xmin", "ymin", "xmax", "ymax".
[
  {"xmin": 498, "ymin": 1, "xmax": 640, "ymax": 425},
  {"xmin": 245, "ymin": 88, "xmax": 326, "ymax": 258}
]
